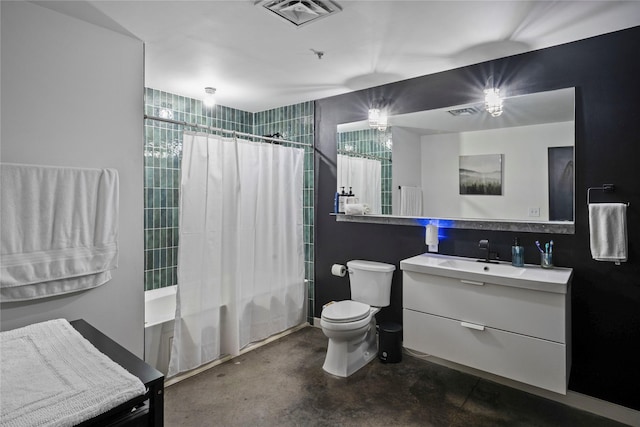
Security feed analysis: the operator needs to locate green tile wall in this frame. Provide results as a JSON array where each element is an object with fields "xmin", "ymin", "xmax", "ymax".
[
  {"xmin": 337, "ymin": 128, "xmax": 393, "ymax": 214},
  {"xmin": 144, "ymin": 88, "xmax": 315, "ymax": 321}
]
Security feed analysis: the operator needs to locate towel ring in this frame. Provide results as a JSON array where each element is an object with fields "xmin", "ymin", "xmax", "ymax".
[{"xmin": 587, "ymin": 184, "xmax": 630, "ymax": 206}]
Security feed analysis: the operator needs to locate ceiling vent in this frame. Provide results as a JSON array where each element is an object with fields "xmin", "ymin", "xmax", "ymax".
[
  {"xmin": 256, "ymin": 0, "xmax": 342, "ymax": 27},
  {"xmin": 447, "ymin": 106, "xmax": 481, "ymax": 117}
]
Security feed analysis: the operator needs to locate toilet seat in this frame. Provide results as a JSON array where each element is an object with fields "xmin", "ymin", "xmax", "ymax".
[{"xmin": 321, "ymin": 300, "xmax": 370, "ymax": 323}]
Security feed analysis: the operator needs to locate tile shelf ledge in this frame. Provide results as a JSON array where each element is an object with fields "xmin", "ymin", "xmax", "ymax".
[{"xmin": 331, "ymin": 213, "xmax": 575, "ymax": 234}]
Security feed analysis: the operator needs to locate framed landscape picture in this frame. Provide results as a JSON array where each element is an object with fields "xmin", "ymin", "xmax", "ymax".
[{"xmin": 459, "ymin": 154, "xmax": 503, "ymax": 195}]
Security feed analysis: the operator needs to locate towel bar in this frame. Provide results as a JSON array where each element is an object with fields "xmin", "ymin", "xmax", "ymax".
[{"xmin": 586, "ymin": 184, "xmax": 630, "ymax": 206}]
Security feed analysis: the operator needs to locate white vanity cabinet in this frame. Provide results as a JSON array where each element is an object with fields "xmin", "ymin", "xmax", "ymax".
[{"xmin": 401, "ymin": 253, "xmax": 572, "ymax": 394}]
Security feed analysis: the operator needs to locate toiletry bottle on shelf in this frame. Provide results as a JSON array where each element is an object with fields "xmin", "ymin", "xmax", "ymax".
[
  {"xmin": 345, "ymin": 187, "xmax": 357, "ymax": 206},
  {"xmin": 512, "ymin": 237, "xmax": 524, "ymax": 267},
  {"xmin": 334, "ymin": 192, "xmax": 340, "ymax": 214},
  {"xmin": 338, "ymin": 187, "xmax": 347, "ymax": 214}
]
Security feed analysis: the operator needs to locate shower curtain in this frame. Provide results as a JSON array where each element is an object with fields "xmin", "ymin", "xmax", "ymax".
[
  {"xmin": 168, "ymin": 132, "xmax": 305, "ymax": 377},
  {"xmin": 337, "ymin": 154, "xmax": 381, "ymax": 214}
]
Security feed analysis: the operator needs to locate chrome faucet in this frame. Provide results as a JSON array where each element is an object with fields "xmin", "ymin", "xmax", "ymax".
[{"xmin": 478, "ymin": 239, "xmax": 499, "ymax": 263}]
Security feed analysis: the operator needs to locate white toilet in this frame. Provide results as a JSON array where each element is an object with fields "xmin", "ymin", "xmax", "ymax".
[{"xmin": 320, "ymin": 260, "xmax": 396, "ymax": 377}]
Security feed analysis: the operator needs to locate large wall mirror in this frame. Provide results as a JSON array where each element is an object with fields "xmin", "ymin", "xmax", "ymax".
[{"xmin": 336, "ymin": 87, "xmax": 575, "ymax": 234}]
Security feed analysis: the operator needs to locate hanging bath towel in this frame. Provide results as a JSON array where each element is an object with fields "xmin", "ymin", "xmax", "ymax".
[
  {"xmin": 588, "ymin": 203, "xmax": 628, "ymax": 264},
  {"xmin": 399, "ymin": 186, "xmax": 422, "ymax": 216},
  {"xmin": 0, "ymin": 163, "xmax": 119, "ymax": 301}
]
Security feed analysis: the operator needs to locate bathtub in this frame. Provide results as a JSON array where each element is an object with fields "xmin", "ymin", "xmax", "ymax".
[
  {"xmin": 144, "ymin": 285, "xmax": 176, "ymax": 375},
  {"xmin": 144, "ymin": 283, "xmax": 309, "ymax": 380}
]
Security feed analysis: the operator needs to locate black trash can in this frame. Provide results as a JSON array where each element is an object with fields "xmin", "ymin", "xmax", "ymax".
[{"xmin": 378, "ymin": 322, "xmax": 402, "ymax": 363}]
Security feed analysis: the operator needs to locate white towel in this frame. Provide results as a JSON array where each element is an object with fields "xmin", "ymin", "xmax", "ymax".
[
  {"xmin": 0, "ymin": 163, "xmax": 119, "ymax": 301},
  {"xmin": 344, "ymin": 203, "xmax": 370, "ymax": 215},
  {"xmin": 589, "ymin": 203, "xmax": 628, "ymax": 263},
  {"xmin": 399, "ymin": 186, "xmax": 422, "ymax": 216},
  {"xmin": 0, "ymin": 319, "xmax": 145, "ymax": 427}
]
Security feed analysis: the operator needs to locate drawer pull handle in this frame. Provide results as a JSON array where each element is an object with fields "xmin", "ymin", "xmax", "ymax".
[
  {"xmin": 460, "ymin": 279, "xmax": 484, "ymax": 286},
  {"xmin": 461, "ymin": 321, "xmax": 485, "ymax": 331}
]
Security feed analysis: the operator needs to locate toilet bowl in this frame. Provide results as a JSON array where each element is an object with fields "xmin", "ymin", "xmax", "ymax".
[
  {"xmin": 320, "ymin": 260, "xmax": 395, "ymax": 377},
  {"xmin": 321, "ymin": 300, "xmax": 380, "ymax": 377}
]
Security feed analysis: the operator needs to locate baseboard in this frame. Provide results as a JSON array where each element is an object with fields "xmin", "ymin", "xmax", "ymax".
[{"xmin": 313, "ymin": 317, "xmax": 637, "ymax": 425}]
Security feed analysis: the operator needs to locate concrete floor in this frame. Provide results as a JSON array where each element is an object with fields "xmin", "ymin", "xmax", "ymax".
[{"xmin": 165, "ymin": 326, "xmax": 627, "ymax": 426}]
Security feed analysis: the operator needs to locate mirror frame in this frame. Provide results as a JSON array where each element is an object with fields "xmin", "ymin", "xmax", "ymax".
[
  {"xmin": 334, "ymin": 213, "xmax": 574, "ymax": 234},
  {"xmin": 334, "ymin": 87, "xmax": 576, "ymax": 234}
]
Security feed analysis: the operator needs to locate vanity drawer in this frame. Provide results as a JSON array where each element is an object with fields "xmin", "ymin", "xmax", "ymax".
[
  {"xmin": 403, "ymin": 271, "xmax": 567, "ymax": 343},
  {"xmin": 403, "ymin": 309, "xmax": 568, "ymax": 394}
]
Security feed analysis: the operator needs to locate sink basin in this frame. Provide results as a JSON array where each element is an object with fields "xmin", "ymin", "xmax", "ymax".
[
  {"xmin": 436, "ymin": 259, "xmax": 526, "ymax": 277},
  {"xmin": 400, "ymin": 253, "xmax": 572, "ymax": 293}
]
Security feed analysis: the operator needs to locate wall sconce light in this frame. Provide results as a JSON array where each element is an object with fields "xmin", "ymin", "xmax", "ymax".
[{"xmin": 203, "ymin": 87, "xmax": 216, "ymax": 107}]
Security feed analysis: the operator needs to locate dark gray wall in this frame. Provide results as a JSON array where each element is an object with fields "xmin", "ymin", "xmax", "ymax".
[{"xmin": 314, "ymin": 27, "xmax": 640, "ymax": 410}]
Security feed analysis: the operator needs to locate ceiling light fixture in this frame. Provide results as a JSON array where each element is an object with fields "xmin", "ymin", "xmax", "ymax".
[
  {"xmin": 484, "ymin": 77, "xmax": 503, "ymax": 117},
  {"xmin": 376, "ymin": 112, "xmax": 388, "ymax": 132},
  {"xmin": 159, "ymin": 108, "xmax": 173, "ymax": 119},
  {"xmin": 203, "ymin": 87, "xmax": 216, "ymax": 107},
  {"xmin": 368, "ymin": 106, "xmax": 388, "ymax": 132},
  {"xmin": 368, "ymin": 108, "xmax": 381, "ymax": 128},
  {"xmin": 484, "ymin": 87, "xmax": 503, "ymax": 117},
  {"xmin": 384, "ymin": 136, "xmax": 393, "ymax": 150}
]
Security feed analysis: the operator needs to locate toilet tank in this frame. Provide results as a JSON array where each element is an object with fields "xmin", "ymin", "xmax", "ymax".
[{"xmin": 347, "ymin": 260, "xmax": 396, "ymax": 307}]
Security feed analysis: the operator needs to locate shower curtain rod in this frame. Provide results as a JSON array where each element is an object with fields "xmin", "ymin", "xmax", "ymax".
[
  {"xmin": 144, "ymin": 114, "xmax": 312, "ymax": 148},
  {"xmin": 337, "ymin": 150, "xmax": 392, "ymax": 163}
]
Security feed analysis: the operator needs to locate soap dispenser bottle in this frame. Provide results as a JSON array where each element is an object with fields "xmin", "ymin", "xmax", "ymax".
[
  {"xmin": 338, "ymin": 187, "xmax": 347, "ymax": 214},
  {"xmin": 345, "ymin": 187, "xmax": 357, "ymax": 206},
  {"xmin": 512, "ymin": 237, "xmax": 524, "ymax": 267}
]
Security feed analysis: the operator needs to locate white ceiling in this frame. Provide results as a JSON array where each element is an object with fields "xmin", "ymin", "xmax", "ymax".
[{"xmin": 36, "ymin": 0, "xmax": 640, "ymax": 112}]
